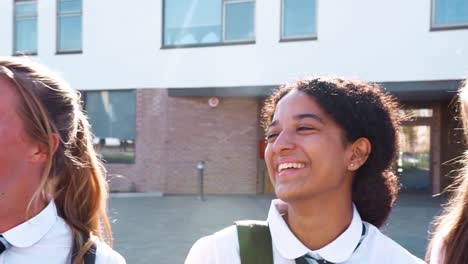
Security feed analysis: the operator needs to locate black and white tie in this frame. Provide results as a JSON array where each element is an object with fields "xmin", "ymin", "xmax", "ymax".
[
  {"xmin": 0, "ymin": 235, "xmax": 10, "ymax": 255},
  {"xmin": 296, "ymin": 254, "xmax": 330, "ymax": 264},
  {"xmin": 295, "ymin": 223, "xmax": 368, "ymax": 264}
]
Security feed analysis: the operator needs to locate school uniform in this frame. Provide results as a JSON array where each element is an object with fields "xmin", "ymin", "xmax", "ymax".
[
  {"xmin": 0, "ymin": 200, "xmax": 125, "ymax": 264},
  {"xmin": 185, "ymin": 199, "xmax": 425, "ymax": 264}
]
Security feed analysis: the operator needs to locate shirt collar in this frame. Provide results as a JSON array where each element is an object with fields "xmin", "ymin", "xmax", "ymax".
[
  {"xmin": 267, "ymin": 199, "xmax": 363, "ymax": 263},
  {"xmin": 2, "ymin": 200, "xmax": 58, "ymax": 248}
]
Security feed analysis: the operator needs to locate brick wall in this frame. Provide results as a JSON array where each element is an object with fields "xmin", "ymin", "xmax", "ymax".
[{"xmin": 107, "ymin": 89, "xmax": 261, "ymax": 194}]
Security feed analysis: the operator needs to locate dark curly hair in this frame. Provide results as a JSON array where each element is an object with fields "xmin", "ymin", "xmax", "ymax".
[{"xmin": 261, "ymin": 77, "xmax": 401, "ymax": 228}]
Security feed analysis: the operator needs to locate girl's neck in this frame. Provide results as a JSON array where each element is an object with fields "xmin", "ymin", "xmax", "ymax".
[
  {"xmin": 284, "ymin": 194, "xmax": 354, "ymax": 250},
  {"xmin": 0, "ymin": 193, "xmax": 47, "ymax": 233}
]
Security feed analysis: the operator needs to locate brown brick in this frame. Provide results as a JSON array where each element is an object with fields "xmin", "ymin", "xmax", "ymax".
[{"xmin": 107, "ymin": 89, "xmax": 261, "ymax": 194}]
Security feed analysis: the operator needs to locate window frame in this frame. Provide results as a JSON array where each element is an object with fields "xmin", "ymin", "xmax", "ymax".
[
  {"xmin": 13, "ymin": 0, "xmax": 38, "ymax": 55},
  {"xmin": 430, "ymin": 0, "xmax": 468, "ymax": 31},
  {"xmin": 280, "ymin": 0, "xmax": 318, "ymax": 42},
  {"xmin": 56, "ymin": 0, "xmax": 83, "ymax": 54},
  {"xmin": 161, "ymin": 0, "xmax": 256, "ymax": 49}
]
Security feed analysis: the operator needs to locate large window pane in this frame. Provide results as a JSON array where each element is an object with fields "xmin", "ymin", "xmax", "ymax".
[
  {"xmin": 225, "ymin": 1, "xmax": 255, "ymax": 41},
  {"xmin": 434, "ymin": 0, "xmax": 468, "ymax": 26},
  {"xmin": 282, "ymin": 0, "xmax": 316, "ymax": 38},
  {"xmin": 398, "ymin": 125, "xmax": 431, "ymax": 191},
  {"xmin": 14, "ymin": 1, "xmax": 37, "ymax": 54},
  {"xmin": 85, "ymin": 90, "xmax": 136, "ymax": 164},
  {"xmin": 57, "ymin": 0, "xmax": 82, "ymax": 52},
  {"xmin": 164, "ymin": 0, "xmax": 222, "ymax": 46},
  {"xmin": 15, "ymin": 19, "xmax": 37, "ymax": 53},
  {"xmin": 163, "ymin": 0, "xmax": 255, "ymax": 46},
  {"xmin": 58, "ymin": 15, "xmax": 82, "ymax": 51}
]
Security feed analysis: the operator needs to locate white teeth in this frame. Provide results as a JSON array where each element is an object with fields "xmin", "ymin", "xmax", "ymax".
[{"xmin": 278, "ymin": 163, "xmax": 305, "ymax": 172}]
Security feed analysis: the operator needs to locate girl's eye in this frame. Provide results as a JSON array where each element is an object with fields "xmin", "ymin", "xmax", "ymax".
[
  {"xmin": 265, "ymin": 133, "xmax": 278, "ymax": 142},
  {"xmin": 298, "ymin": 126, "xmax": 315, "ymax": 131}
]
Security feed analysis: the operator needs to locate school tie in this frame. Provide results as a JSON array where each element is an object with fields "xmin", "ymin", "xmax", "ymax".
[
  {"xmin": 0, "ymin": 235, "xmax": 10, "ymax": 255},
  {"xmin": 295, "ymin": 223, "xmax": 367, "ymax": 264},
  {"xmin": 295, "ymin": 254, "xmax": 331, "ymax": 264}
]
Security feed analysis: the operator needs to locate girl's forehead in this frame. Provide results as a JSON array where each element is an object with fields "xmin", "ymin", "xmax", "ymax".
[
  {"xmin": 0, "ymin": 76, "xmax": 20, "ymax": 106},
  {"xmin": 273, "ymin": 91, "xmax": 321, "ymax": 117}
]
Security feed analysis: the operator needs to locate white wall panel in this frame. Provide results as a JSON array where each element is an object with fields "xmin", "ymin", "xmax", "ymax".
[{"xmin": 0, "ymin": 0, "xmax": 466, "ymax": 90}]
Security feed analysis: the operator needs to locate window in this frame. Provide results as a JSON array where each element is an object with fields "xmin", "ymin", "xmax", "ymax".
[
  {"xmin": 281, "ymin": 0, "xmax": 317, "ymax": 40},
  {"xmin": 224, "ymin": 1, "xmax": 255, "ymax": 41},
  {"xmin": 84, "ymin": 90, "xmax": 136, "ymax": 164},
  {"xmin": 163, "ymin": 0, "xmax": 255, "ymax": 47},
  {"xmin": 432, "ymin": 0, "xmax": 468, "ymax": 30},
  {"xmin": 399, "ymin": 108, "xmax": 433, "ymax": 119},
  {"xmin": 57, "ymin": 0, "xmax": 82, "ymax": 53},
  {"xmin": 14, "ymin": 0, "xmax": 37, "ymax": 54}
]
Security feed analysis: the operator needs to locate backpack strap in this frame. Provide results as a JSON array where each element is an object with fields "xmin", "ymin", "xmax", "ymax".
[
  {"xmin": 71, "ymin": 232, "xmax": 97, "ymax": 264},
  {"xmin": 235, "ymin": 220, "xmax": 273, "ymax": 264}
]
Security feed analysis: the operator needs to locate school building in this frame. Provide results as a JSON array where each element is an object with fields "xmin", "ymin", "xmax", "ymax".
[{"xmin": 0, "ymin": 0, "xmax": 467, "ymax": 195}]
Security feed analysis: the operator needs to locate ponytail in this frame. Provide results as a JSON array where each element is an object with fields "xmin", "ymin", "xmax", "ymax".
[
  {"xmin": 352, "ymin": 169, "xmax": 399, "ymax": 227},
  {"xmin": 54, "ymin": 112, "xmax": 112, "ymax": 264}
]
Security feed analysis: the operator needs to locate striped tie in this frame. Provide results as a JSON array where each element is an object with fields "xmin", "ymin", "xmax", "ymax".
[
  {"xmin": 0, "ymin": 235, "xmax": 10, "ymax": 255},
  {"xmin": 296, "ymin": 254, "xmax": 330, "ymax": 264},
  {"xmin": 295, "ymin": 223, "xmax": 368, "ymax": 264}
]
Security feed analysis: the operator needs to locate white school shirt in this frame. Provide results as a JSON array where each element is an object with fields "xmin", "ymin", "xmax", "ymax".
[
  {"xmin": 185, "ymin": 199, "xmax": 426, "ymax": 264},
  {"xmin": 0, "ymin": 200, "xmax": 125, "ymax": 264}
]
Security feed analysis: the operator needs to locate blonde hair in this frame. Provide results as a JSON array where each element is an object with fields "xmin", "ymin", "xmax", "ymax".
[
  {"xmin": 426, "ymin": 79, "xmax": 468, "ymax": 264},
  {"xmin": 0, "ymin": 57, "xmax": 112, "ymax": 264}
]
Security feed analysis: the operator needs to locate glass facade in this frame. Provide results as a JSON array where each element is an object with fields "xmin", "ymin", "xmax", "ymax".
[
  {"xmin": 163, "ymin": 0, "xmax": 255, "ymax": 46},
  {"xmin": 398, "ymin": 125, "xmax": 431, "ymax": 191},
  {"xmin": 84, "ymin": 90, "xmax": 136, "ymax": 163}
]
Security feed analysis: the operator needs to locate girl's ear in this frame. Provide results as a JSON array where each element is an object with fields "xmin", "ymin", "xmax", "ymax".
[
  {"xmin": 30, "ymin": 133, "xmax": 60, "ymax": 163},
  {"xmin": 347, "ymin": 137, "xmax": 371, "ymax": 171}
]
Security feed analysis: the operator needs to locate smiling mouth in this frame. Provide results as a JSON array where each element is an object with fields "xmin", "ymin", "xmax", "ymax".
[{"xmin": 277, "ymin": 162, "xmax": 305, "ymax": 173}]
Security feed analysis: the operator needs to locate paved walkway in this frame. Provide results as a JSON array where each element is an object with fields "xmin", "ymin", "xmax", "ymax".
[{"xmin": 109, "ymin": 193, "xmax": 443, "ymax": 264}]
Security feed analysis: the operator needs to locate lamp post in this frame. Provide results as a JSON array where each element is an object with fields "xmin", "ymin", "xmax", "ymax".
[{"xmin": 197, "ymin": 161, "xmax": 205, "ymax": 201}]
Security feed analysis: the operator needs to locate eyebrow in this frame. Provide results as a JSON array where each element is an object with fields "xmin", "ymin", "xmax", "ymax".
[
  {"xmin": 268, "ymin": 113, "xmax": 324, "ymax": 128},
  {"xmin": 295, "ymin": 113, "xmax": 324, "ymax": 124}
]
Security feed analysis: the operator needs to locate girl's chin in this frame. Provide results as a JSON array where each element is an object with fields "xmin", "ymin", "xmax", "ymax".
[{"xmin": 274, "ymin": 185, "xmax": 308, "ymax": 202}]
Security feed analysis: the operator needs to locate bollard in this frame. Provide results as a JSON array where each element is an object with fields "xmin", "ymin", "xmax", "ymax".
[{"xmin": 197, "ymin": 161, "xmax": 205, "ymax": 201}]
